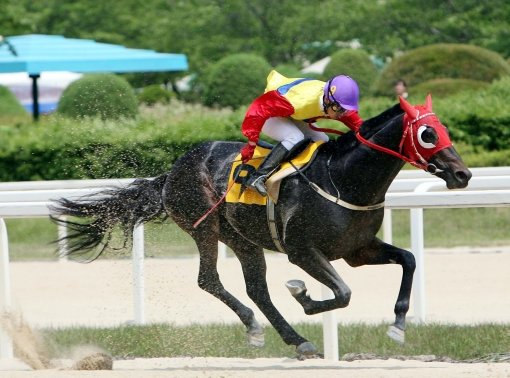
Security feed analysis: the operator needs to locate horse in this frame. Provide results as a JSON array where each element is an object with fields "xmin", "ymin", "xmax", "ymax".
[{"xmin": 50, "ymin": 95, "xmax": 471, "ymax": 357}]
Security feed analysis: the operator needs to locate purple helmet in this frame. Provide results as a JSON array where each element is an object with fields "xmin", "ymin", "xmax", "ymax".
[{"xmin": 324, "ymin": 75, "xmax": 360, "ymax": 111}]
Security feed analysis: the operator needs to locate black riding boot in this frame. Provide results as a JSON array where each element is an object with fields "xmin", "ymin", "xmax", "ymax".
[{"xmin": 245, "ymin": 142, "xmax": 290, "ymax": 197}]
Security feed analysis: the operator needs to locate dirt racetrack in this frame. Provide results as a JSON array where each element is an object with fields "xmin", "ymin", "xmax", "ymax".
[
  {"xmin": 2, "ymin": 246, "xmax": 510, "ymax": 377},
  {"xmin": 2, "ymin": 356, "xmax": 510, "ymax": 378},
  {"xmin": 7, "ymin": 246, "xmax": 510, "ymax": 327}
]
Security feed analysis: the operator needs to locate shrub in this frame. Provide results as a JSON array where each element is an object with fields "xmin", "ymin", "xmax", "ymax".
[
  {"xmin": 272, "ymin": 63, "xmax": 304, "ymax": 79},
  {"xmin": 359, "ymin": 96, "xmax": 397, "ymax": 119},
  {"xmin": 411, "ymin": 78, "xmax": 489, "ymax": 99},
  {"xmin": 203, "ymin": 53, "xmax": 271, "ymax": 109},
  {"xmin": 272, "ymin": 63, "xmax": 322, "ymax": 81},
  {"xmin": 375, "ymin": 44, "xmax": 510, "ymax": 96},
  {"xmin": 469, "ymin": 149, "xmax": 510, "ymax": 166},
  {"xmin": 0, "ymin": 85, "xmax": 27, "ymax": 117},
  {"xmin": 58, "ymin": 74, "xmax": 138, "ymax": 120},
  {"xmin": 138, "ymin": 84, "xmax": 172, "ymax": 106},
  {"xmin": 323, "ymin": 49, "xmax": 379, "ymax": 96},
  {"xmin": 434, "ymin": 76, "xmax": 510, "ymax": 151}
]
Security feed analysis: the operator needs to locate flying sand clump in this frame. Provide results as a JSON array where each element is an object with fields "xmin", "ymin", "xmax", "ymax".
[
  {"xmin": 0, "ymin": 313, "xmax": 50, "ymax": 370},
  {"xmin": 72, "ymin": 352, "xmax": 113, "ymax": 370},
  {"xmin": 1, "ymin": 313, "xmax": 113, "ymax": 370}
]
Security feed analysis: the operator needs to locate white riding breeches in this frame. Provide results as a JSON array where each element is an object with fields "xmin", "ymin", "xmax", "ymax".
[{"xmin": 261, "ymin": 117, "xmax": 329, "ymax": 151}]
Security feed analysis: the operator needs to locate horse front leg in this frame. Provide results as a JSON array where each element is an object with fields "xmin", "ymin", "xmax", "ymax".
[
  {"xmin": 344, "ymin": 240, "xmax": 416, "ymax": 344},
  {"xmin": 286, "ymin": 248, "xmax": 352, "ymax": 315}
]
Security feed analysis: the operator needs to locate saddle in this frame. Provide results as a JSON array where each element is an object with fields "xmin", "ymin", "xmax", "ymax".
[{"xmin": 226, "ymin": 141, "xmax": 324, "ymax": 205}]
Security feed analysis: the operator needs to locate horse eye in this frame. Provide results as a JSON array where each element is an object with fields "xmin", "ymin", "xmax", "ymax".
[{"xmin": 417, "ymin": 125, "xmax": 438, "ymax": 149}]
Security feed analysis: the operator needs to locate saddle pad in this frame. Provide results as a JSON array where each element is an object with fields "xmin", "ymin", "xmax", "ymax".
[{"xmin": 226, "ymin": 141, "xmax": 324, "ymax": 205}]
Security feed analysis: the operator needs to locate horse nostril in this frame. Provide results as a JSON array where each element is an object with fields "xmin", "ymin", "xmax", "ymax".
[{"xmin": 455, "ymin": 170, "xmax": 471, "ymax": 182}]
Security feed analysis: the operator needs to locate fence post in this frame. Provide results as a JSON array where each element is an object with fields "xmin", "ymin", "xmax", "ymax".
[
  {"xmin": 132, "ymin": 224, "xmax": 145, "ymax": 324},
  {"xmin": 321, "ymin": 285, "xmax": 339, "ymax": 360},
  {"xmin": 410, "ymin": 207, "xmax": 426, "ymax": 323},
  {"xmin": 0, "ymin": 219, "xmax": 13, "ymax": 359},
  {"xmin": 409, "ymin": 181, "xmax": 442, "ymax": 323},
  {"xmin": 383, "ymin": 208, "xmax": 393, "ymax": 244},
  {"xmin": 218, "ymin": 241, "xmax": 227, "ymax": 259},
  {"xmin": 57, "ymin": 217, "xmax": 68, "ymax": 261}
]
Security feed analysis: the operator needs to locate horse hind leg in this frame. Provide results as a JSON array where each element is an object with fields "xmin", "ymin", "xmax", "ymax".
[
  {"xmin": 228, "ymin": 239, "xmax": 319, "ymax": 357},
  {"xmin": 193, "ymin": 234, "xmax": 264, "ymax": 347}
]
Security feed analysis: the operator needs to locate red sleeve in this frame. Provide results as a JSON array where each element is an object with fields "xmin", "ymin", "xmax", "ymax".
[
  {"xmin": 338, "ymin": 110, "xmax": 363, "ymax": 132},
  {"xmin": 241, "ymin": 90, "xmax": 295, "ymax": 143}
]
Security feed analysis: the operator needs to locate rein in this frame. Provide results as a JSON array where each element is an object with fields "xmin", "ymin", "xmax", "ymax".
[
  {"xmin": 309, "ymin": 115, "xmax": 436, "ymax": 172},
  {"xmin": 194, "ymin": 111, "xmax": 438, "ymax": 226},
  {"xmin": 295, "ymin": 111, "xmax": 439, "ymax": 211},
  {"xmin": 308, "ymin": 123, "xmax": 345, "ymax": 136}
]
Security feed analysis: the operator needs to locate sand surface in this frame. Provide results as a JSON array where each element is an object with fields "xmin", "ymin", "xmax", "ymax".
[
  {"xmin": 7, "ymin": 246, "xmax": 510, "ymax": 327},
  {"xmin": 1, "ymin": 246, "xmax": 509, "ymax": 377},
  {"xmin": 2, "ymin": 356, "xmax": 510, "ymax": 378}
]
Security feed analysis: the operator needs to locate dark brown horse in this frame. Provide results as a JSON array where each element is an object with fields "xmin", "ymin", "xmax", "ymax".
[{"xmin": 51, "ymin": 95, "xmax": 471, "ymax": 357}]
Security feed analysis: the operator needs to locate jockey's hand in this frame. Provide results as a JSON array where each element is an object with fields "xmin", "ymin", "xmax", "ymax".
[
  {"xmin": 240, "ymin": 142, "xmax": 256, "ymax": 163},
  {"xmin": 338, "ymin": 110, "xmax": 363, "ymax": 132}
]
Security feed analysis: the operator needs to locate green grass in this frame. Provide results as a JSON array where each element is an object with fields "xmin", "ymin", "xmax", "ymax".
[
  {"xmin": 40, "ymin": 323, "xmax": 510, "ymax": 361},
  {"xmin": 4, "ymin": 218, "xmax": 198, "ymax": 261},
  {"xmin": 5, "ymin": 206, "xmax": 509, "ymax": 261},
  {"xmin": 382, "ymin": 207, "xmax": 510, "ymax": 249}
]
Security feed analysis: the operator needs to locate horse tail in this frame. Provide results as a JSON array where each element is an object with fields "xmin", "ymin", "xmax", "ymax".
[{"xmin": 50, "ymin": 174, "xmax": 168, "ymax": 262}]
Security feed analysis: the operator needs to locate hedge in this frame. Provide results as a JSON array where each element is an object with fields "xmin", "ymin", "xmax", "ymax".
[
  {"xmin": 432, "ymin": 76, "xmax": 510, "ymax": 151},
  {"xmin": 0, "ymin": 101, "xmax": 242, "ymax": 181},
  {"xmin": 375, "ymin": 44, "xmax": 510, "ymax": 96},
  {"xmin": 1, "ymin": 81, "xmax": 509, "ymax": 183},
  {"xmin": 411, "ymin": 78, "xmax": 489, "ymax": 99},
  {"xmin": 323, "ymin": 49, "xmax": 379, "ymax": 96}
]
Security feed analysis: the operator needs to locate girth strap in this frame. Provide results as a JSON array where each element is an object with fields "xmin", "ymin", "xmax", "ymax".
[
  {"xmin": 266, "ymin": 197, "xmax": 286, "ymax": 253},
  {"xmin": 265, "ymin": 161, "xmax": 384, "ymax": 254},
  {"xmin": 287, "ymin": 161, "xmax": 386, "ymax": 211},
  {"xmin": 309, "ymin": 183, "xmax": 385, "ymax": 211}
]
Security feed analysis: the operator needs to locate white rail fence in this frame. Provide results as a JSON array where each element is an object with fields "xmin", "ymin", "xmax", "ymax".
[{"xmin": 0, "ymin": 168, "xmax": 509, "ymax": 360}]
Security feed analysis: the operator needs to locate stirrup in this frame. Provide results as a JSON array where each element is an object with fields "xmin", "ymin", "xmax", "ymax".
[{"xmin": 247, "ymin": 175, "xmax": 268, "ymax": 197}]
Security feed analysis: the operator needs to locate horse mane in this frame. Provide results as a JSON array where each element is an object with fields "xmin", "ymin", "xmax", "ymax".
[
  {"xmin": 326, "ymin": 103, "xmax": 404, "ymax": 154},
  {"xmin": 360, "ymin": 103, "xmax": 404, "ymax": 137}
]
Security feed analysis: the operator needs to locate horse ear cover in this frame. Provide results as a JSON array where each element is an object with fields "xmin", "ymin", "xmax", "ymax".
[
  {"xmin": 399, "ymin": 94, "xmax": 452, "ymax": 160},
  {"xmin": 399, "ymin": 96, "xmax": 418, "ymax": 118},
  {"xmin": 425, "ymin": 93, "xmax": 433, "ymax": 111}
]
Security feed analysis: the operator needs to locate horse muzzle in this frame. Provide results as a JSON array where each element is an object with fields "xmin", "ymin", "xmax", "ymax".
[{"xmin": 429, "ymin": 148, "xmax": 472, "ymax": 189}]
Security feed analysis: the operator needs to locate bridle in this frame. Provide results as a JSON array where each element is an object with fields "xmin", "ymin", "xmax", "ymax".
[
  {"xmin": 299, "ymin": 111, "xmax": 445, "ymax": 211},
  {"xmin": 354, "ymin": 111, "xmax": 444, "ymax": 174}
]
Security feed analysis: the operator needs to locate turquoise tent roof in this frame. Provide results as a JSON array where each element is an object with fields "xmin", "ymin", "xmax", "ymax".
[
  {"xmin": 0, "ymin": 34, "xmax": 188, "ymax": 119},
  {"xmin": 0, "ymin": 34, "xmax": 188, "ymax": 74}
]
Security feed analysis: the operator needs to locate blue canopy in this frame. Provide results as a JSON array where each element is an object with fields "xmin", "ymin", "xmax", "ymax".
[{"xmin": 0, "ymin": 34, "xmax": 188, "ymax": 119}]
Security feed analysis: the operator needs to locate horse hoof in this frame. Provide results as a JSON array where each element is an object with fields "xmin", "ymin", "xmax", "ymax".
[
  {"xmin": 247, "ymin": 330, "xmax": 265, "ymax": 347},
  {"xmin": 387, "ymin": 325, "xmax": 405, "ymax": 344},
  {"xmin": 296, "ymin": 341, "xmax": 319, "ymax": 358},
  {"xmin": 286, "ymin": 280, "xmax": 306, "ymax": 297}
]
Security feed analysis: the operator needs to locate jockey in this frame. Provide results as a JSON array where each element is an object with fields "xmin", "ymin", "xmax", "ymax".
[{"xmin": 240, "ymin": 70, "xmax": 364, "ymax": 196}]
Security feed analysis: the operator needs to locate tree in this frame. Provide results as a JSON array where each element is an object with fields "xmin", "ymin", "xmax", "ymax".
[{"xmin": 2, "ymin": 0, "xmax": 509, "ymax": 89}]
